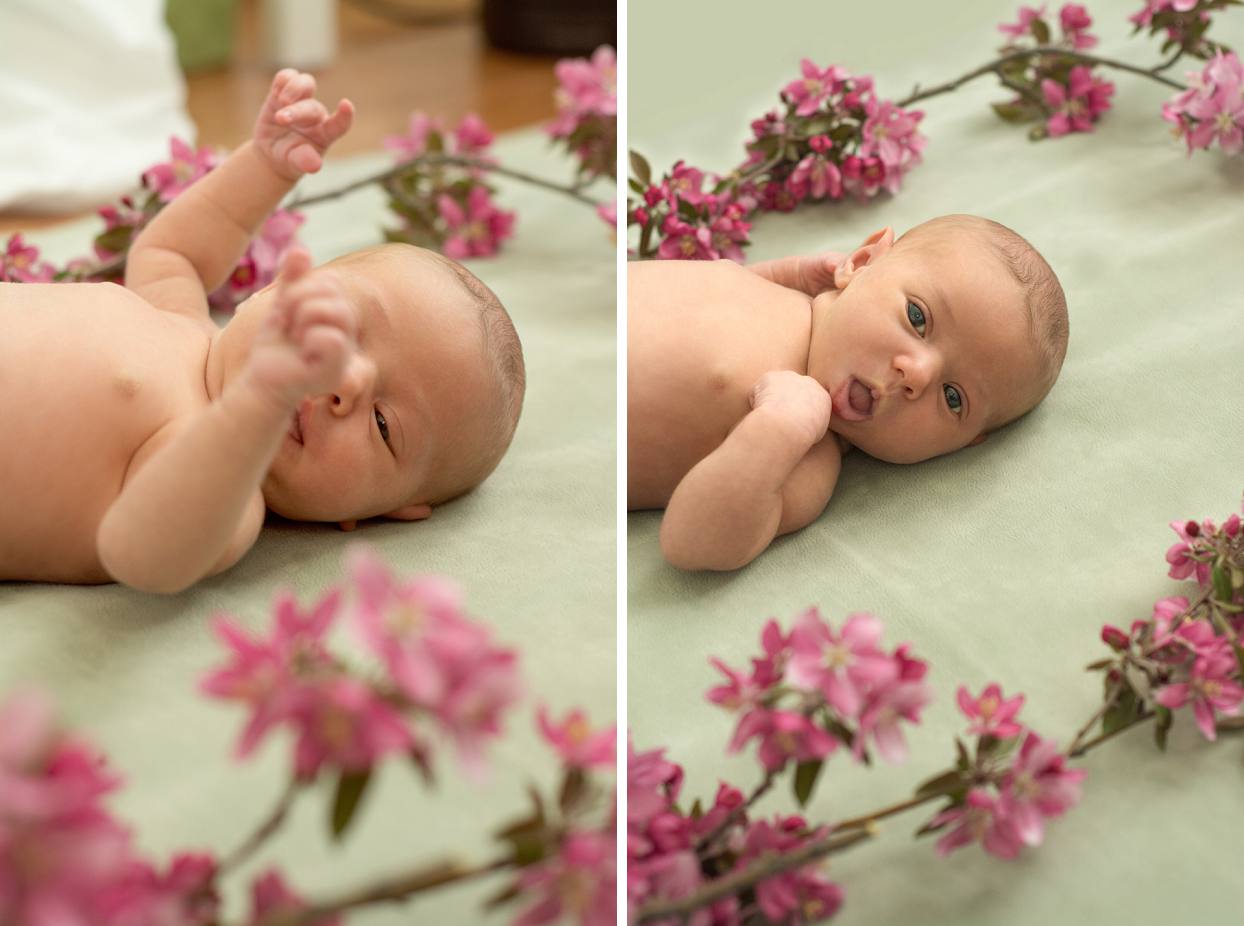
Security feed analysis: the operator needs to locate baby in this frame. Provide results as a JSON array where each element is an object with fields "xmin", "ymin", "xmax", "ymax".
[
  {"xmin": 0, "ymin": 70, "xmax": 524, "ymax": 592},
  {"xmin": 628, "ymin": 214, "xmax": 1068, "ymax": 571}
]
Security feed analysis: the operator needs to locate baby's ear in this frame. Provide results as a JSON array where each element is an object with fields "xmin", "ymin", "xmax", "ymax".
[
  {"xmin": 385, "ymin": 503, "xmax": 433, "ymax": 522},
  {"xmin": 833, "ymin": 227, "xmax": 895, "ymax": 289}
]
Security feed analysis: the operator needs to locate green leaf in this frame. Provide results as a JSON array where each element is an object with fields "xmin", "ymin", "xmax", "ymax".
[
  {"xmin": 1102, "ymin": 686, "xmax": 1139, "ymax": 736},
  {"xmin": 1154, "ymin": 705, "xmax": 1173, "ymax": 752},
  {"xmin": 1032, "ymin": 18, "xmax": 1051, "ymax": 44},
  {"xmin": 991, "ymin": 101, "xmax": 1038, "ymax": 124},
  {"xmin": 1212, "ymin": 562, "xmax": 1233, "ymax": 601},
  {"xmin": 793, "ymin": 759, "xmax": 825, "ymax": 808},
  {"xmin": 558, "ymin": 767, "xmax": 588, "ymax": 815},
  {"xmin": 1085, "ymin": 658, "xmax": 1115, "ymax": 671},
  {"xmin": 628, "ymin": 178, "xmax": 646, "ymax": 195},
  {"xmin": 330, "ymin": 767, "xmax": 373, "ymax": 841},
  {"xmin": 914, "ymin": 798, "xmax": 961, "ymax": 838},
  {"xmin": 628, "ymin": 150, "xmax": 652, "ymax": 187},
  {"xmin": 955, "ymin": 737, "xmax": 971, "ymax": 772},
  {"xmin": 482, "ymin": 878, "xmax": 523, "ymax": 910},
  {"xmin": 94, "ymin": 226, "xmax": 133, "ymax": 255},
  {"xmin": 676, "ymin": 198, "xmax": 700, "ymax": 221},
  {"xmin": 914, "ymin": 769, "xmax": 963, "ymax": 798}
]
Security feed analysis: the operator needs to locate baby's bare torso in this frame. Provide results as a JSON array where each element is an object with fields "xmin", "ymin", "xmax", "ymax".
[
  {"xmin": 0, "ymin": 283, "xmax": 212, "ymax": 583},
  {"xmin": 628, "ymin": 260, "xmax": 814, "ymax": 508}
]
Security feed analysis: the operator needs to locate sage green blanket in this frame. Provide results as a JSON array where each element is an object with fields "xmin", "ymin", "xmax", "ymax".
[
  {"xmin": 628, "ymin": 2, "xmax": 1244, "ymax": 923},
  {"xmin": 0, "ymin": 128, "xmax": 616, "ymax": 923}
]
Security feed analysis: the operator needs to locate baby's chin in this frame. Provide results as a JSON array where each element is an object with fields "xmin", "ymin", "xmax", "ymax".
[{"xmin": 827, "ymin": 426, "xmax": 933, "ymax": 465}]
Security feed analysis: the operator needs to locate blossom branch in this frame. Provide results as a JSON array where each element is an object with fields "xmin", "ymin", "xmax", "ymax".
[
  {"xmin": 634, "ymin": 827, "xmax": 875, "ymax": 925},
  {"xmin": 245, "ymin": 855, "xmax": 511, "ymax": 926},
  {"xmin": 897, "ymin": 45, "xmax": 1186, "ymax": 108},
  {"xmin": 217, "ymin": 778, "xmax": 302, "ymax": 877},
  {"xmin": 288, "ymin": 153, "xmax": 605, "ymax": 210},
  {"xmin": 695, "ymin": 768, "xmax": 779, "ymax": 852}
]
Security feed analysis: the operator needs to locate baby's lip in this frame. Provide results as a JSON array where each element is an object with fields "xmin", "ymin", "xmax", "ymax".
[
  {"xmin": 289, "ymin": 400, "xmax": 310, "ymax": 446},
  {"xmin": 831, "ymin": 376, "xmax": 879, "ymax": 422}
]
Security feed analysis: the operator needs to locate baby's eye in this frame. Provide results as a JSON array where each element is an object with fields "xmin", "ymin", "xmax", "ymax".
[
  {"xmin": 943, "ymin": 384, "xmax": 963, "ymax": 414},
  {"xmin": 906, "ymin": 301, "xmax": 927, "ymax": 336},
  {"xmin": 374, "ymin": 408, "xmax": 391, "ymax": 444}
]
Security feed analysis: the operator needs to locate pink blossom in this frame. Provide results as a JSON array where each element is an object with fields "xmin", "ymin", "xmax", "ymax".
[
  {"xmin": 999, "ymin": 5, "xmax": 1046, "ymax": 41},
  {"xmin": 249, "ymin": 868, "xmax": 341, "ymax": 926},
  {"xmin": 956, "ymin": 683, "xmax": 1026, "ymax": 739},
  {"xmin": 737, "ymin": 817, "xmax": 843, "ymax": 924},
  {"xmin": 211, "ymin": 208, "xmax": 305, "ymax": 312},
  {"xmin": 453, "ymin": 113, "xmax": 494, "ymax": 154},
  {"xmin": 788, "ymin": 152, "xmax": 843, "ymax": 202},
  {"xmin": 707, "ymin": 207, "xmax": 751, "ymax": 262},
  {"xmin": 142, "ymin": 137, "xmax": 220, "ymax": 202},
  {"xmin": 288, "ymin": 676, "xmax": 416, "ymax": 779},
  {"xmin": 437, "ymin": 186, "xmax": 517, "ymax": 260},
  {"xmin": 855, "ymin": 676, "xmax": 930, "ymax": 763},
  {"xmin": 998, "ymin": 733, "xmax": 1087, "ymax": 846},
  {"xmin": 549, "ymin": 45, "xmax": 617, "ymax": 135},
  {"xmin": 538, "ymin": 706, "xmax": 615, "ymax": 771},
  {"xmin": 1155, "ymin": 647, "xmax": 1244, "ymax": 740},
  {"xmin": 349, "ymin": 548, "xmax": 521, "ymax": 774},
  {"xmin": 596, "ymin": 201, "xmax": 617, "ymax": 239},
  {"xmin": 657, "ymin": 215, "xmax": 716, "ymax": 260},
  {"xmin": 786, "ymin": 609, "xmax": 897, "ymax": 718},
  {"xmin": 1165, "ymin": 518, "xmax": 1213, "ymax": 584},
  {"xmin": 627, "ymin": 740, "xmax": 683, "ymax": 841},
  {"xmin": 1131, "ymin": 0, "xmax": 1201, "ymax": 28},
  {"xmin": 200, "ymin": 588, "xmax": 343, "ymax": 760},
  {"xmin": 840, "ymin": 154, "xmax": 887, "ymax": 200},
  {"xmin": 384, "ymin": 112, "xmax": 442, "ymax": 160},
  {"xmin": 860, "ymin": 100, "xmax": 927, "ymax": 185},
  {"xmin": 514, "ymin": 829, "xmax": 615, "ymax": 926},
  {"xmin": 1, "ymin": 233, "xmax": 56, "ymax": 282},
  {"xmin": 930, "ymin": 788, "xmax": 1024, "ymax": 859},
  {"xmin": 103, "ymin": 852, "xmax": 220, "ymax": 926},
  {"xmin": 1150, "ymin": 595, "xmax": 1190, "ymax": 646},
  {"xmin": 783, "ymin": 60, "xmax": 848, "ymax": 117},
  {"xmin": 666, "ymin": 161, "xmax": 708, "ymax": 206},
  {"xmin": 728, "ymin": 707, "xmax": 838, "ymax": 772},
  {"xmin": 1175, "ymin": 53, "xmax": 1244, "ymax": 155},
  {"xmin": 1059, "ymin": 3, "xmax": 1098, "ymax": 49},
  {"xmin": 1042, "ymin": 66, "xmax": 1115, "ymax": 137},
  {"xmin": 94, "ymin": 196, "xmax": 148, "ymax": 262}
]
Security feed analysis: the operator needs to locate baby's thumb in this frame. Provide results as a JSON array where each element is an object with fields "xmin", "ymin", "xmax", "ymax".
[{"xmin": 277, "ymin": 247, "xmax": 312, "ymax": 286}]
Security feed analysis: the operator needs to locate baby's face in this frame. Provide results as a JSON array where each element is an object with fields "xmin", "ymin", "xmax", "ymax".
[
  {"xmin": 233, "ymin": 250, "xmax": 494, "ymax": 523},
  {"xmin": 808, "ymin": 232, "xmax": 1043, "ymax": 464}
]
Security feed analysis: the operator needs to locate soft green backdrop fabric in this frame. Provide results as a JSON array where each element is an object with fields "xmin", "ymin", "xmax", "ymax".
[
  {"xmin": 0, "ymin": 129, "xmax": 615, "ymax": 923},
  {"xmin": 628, "ymin": 2, "xmax": 1244, "ymax": 924}
]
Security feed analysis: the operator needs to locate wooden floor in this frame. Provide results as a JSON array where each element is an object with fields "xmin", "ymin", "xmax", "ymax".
[{"xmin": 0, "ymin": 0, "xmax": 559, "ymax": 236}]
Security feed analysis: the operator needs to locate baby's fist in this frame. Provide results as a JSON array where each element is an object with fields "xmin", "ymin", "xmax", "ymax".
[
  {"xmin": 749, "ymin": 371, "xmax": 833, "ymax": 447},
  {"xmin": 254, "ymin": 69, "xmax": 354, "ymax": 180},
  {"xmin": 246, "ymin": 248, "xmax": 357, "ymax": 409}
]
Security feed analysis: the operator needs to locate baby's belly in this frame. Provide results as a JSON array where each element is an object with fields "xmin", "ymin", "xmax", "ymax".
[{"xmin": 0, "ymin": 284, "xmax": 209, "ymax": 583}]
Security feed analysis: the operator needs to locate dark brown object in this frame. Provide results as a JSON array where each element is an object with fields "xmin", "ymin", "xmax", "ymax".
[{"xmin": 483, "ymin": 0, "xmax": 615, "ymax": 56}]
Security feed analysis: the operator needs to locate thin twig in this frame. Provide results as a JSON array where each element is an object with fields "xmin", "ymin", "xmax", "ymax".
[
  {"xmin": 694, "ymin": 769, "xmax": 779, "ymax": 853},
  {"xmin": 246, "ymin": 855, "xmax": 511, "ymax": 926},
  {"xmin": 1068, "ymin": 710, "xmax": 1155, "ymax": 758},
  {"xmin": 898, "ymin": 45, "xmax": 1186, "ymax": 108},
  {"xmin": 1066, "ymin": 681, "xmax": 1122, "ymax": 756},
  {"xmin": 217, "ymin": 778, "xmax": 301, "ymax": 876},
  {"xmin": 635, "ymin": 827, "xmax": 874, "ymax": 924},
  {"xmin": 289, "ymin": 153, "xmax": 604, "ymax": 209},
  {"xmin": 831, "ymin": 790, "xmax": 946, "ymax": 832}
]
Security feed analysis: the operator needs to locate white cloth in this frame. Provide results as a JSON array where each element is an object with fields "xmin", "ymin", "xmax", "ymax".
[{"xmin": 0, "ymin": 0, "xmax": 195, "ymax": 213}]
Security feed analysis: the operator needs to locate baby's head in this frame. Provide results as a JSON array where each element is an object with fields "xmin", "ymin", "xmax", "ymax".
[
  {"xmin": 230, "ymin": 243, "xmax": 524, "ymax": 526},
  {"xmin": 807, "ymin": 214, "xmax": 1068, "ymax": 464}
]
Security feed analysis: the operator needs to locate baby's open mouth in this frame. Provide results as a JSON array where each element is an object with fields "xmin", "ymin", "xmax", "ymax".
[{"xmin": 832, "ymin": 376, "xmax": 876, "ymax": 422}]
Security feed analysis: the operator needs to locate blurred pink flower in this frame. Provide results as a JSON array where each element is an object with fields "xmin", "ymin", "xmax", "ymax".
[
  {"xmin": 1175, "ymin": 53, "xmax": 1244, "ymax": 154},
  {"xmin": 860, "ymin": 100, "xmax": 927, "ymax": 186},
  {"xmin": 999, "ymin": 5, "xmax": 1046, "ymax": 40},
  {"xmin": 1165, "ymin": 518, "xmax": 1213, "ymax": 584},
  {"xmin": 931, "ymin": 788, "xmax": 1024, "ymax": 859},
  {"xmin": 211, "ymin": 208, "xmax": 305, "ymax": 312},
  {"xmin": 289, "ymin": 676, "xmax": 416, "ymax": 779},
  {"xmin": 728, "ymin": 707, "xmax": 838, "ymax": 772},
  {"xmin": 737, "ymin": 817, "xmax": 843, "ymax": 924},
  {"xmin": 998, "ymin": 732, "xmax": 1087, "ymax": 846},
  {"xmin": 249, "ymin": 868, "xmax": 342, "ymax": 926},
  {"xmin": 783, "ymin": 60, "xmax": 848, "ymax": 117},
  {"xmin": 1, "ymin": 233, "xmax": 56, "ymax": 282},
  {"xmin": 1059, "ymin": 3, "xmax": 1098, "ymax": 49},
  {"xmin": 143, "ymin": 137, "xmax": 221, "ymax": 202},
  {"xmin": 437, "ymin": 186, "xmax": 517, "ymax": 260},
  {"xmin": 104, "ymin": 852, "xmax": 220, "ymax": 926},
  {"xmin": 788, "ymin": 152, "xmax": 843, "ymax": 202},
  {"xmin": 454, "ymin": 113, "xmax": 494, "ymax": 154},
  {"xmin": 657, "ymin": 216, "xmax": 716, "ymax": 260},
  {"xmin": 956, "ymin": 683, "xmax": 1026, "ymax": 739},
  {"xmin": 549, "ymin": 45, "xmax": 617, "ymax": 132},
  {"xmin": 514, "ymin": 829, "xmax": 615, "ymax": 926},
  {"xmin": 1131, "ymin": 0, "xmax": 1201, "ymax": 28},
  {"xmin": 1155, "ymin": 647, "xmax": 1244, "ymax": 740},
  {"xmin": 840, "ymin": 154, "xmax": 888, "ymax": 199},
  {"xmin": 1042, "ymin": 66, "xmax": 1115, "ymax": 136},
  {"xmin": 384, "ymin": 112, "xmax": 442, "ymax": 160},
  {"xmin": 786, "ymin": 609, "xmax": 897, "ymax": 718},
  {"xmin": 538, "ymin": 707, "xmax": 615, "ymax": 771},
  {"xmin": 855, "ymin": 675, "xmax": 931, "ymax": 763}
]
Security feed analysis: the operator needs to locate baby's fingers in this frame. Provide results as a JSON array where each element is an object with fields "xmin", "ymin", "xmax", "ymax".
[
  {"xmin": 299, "ymin": 325, "xmax": 351, "ymax": 390},
  {"xmin": 275, "ymin": 98, "xmax": 329, "ymax": 127},
  {"xmin": 321, "ymin": 99, "xmax": 355, "ymax": 142}
]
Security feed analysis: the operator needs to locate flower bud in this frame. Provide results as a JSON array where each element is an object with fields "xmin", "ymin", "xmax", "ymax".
[
  {"xmin": 1185, "ymin": 520, "xmax": 1200, "ymax": 537},
  {"xmin": 1100, "ymin": 624, "xmax": 1129, "ymax": 651}
]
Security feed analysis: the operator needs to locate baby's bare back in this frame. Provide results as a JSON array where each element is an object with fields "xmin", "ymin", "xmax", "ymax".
[
  {"xmin": 627, "ymin": 260, "xmax": 813, "ymax": 508},
  {"xmin": 0, "ymin": 283, "xmax": 212, "ymax": 583}
]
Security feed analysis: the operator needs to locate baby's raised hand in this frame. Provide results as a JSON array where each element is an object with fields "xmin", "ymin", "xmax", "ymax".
[
  {"xmin": 245, "ymin": 248, "xmax": 357, "ymax": 410},
  {"xmin": 749, "ymin": 371, "xmax": 833, "ymax": 447},
  {"xmin": 254, "ymin": 69, "xmax": 355, "ymax": 181}
]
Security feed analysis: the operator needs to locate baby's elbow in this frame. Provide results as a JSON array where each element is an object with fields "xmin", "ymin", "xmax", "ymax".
[
  {"xmin": 96, "ymin": 525, "xmax": 195, "ymax": 595},
  {"xmin": 659, "ymin": 525, "xmax": 761, "ymax": 572}
]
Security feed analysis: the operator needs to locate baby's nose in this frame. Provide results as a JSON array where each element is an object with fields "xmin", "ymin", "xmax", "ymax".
[
  {"xmin": 893, "ymin": 348, "xmax": 938, "ymax": 397},
  {"xmin": 330, "ymin": 355, "xmax": 378, "ymax": 415}
]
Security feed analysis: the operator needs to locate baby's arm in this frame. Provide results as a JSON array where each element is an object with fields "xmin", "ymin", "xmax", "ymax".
[
  {"xmin": 125, "ymin": 70, "xmax": 354, "ymax": 317},
  {"xmin": 660, "ymin": 371, "xmax": 841, "ymax": 571},
  {"xmin": 747, "ymin": 252, "xmax": 844, "ymax": 295},
  {"xmin": 97, "ymin": 250, "xmax": 354, "ymax": 593}
]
